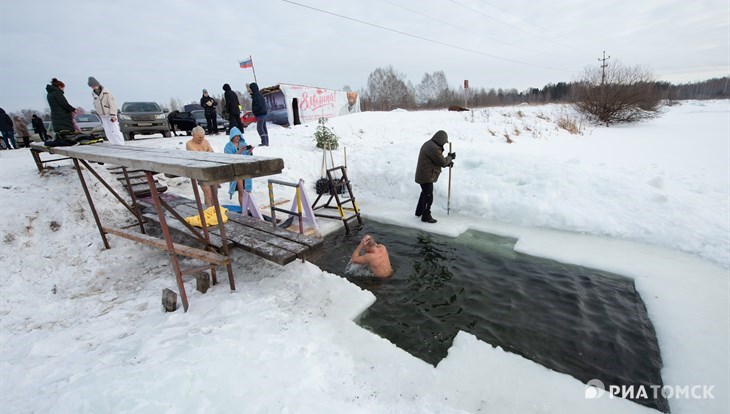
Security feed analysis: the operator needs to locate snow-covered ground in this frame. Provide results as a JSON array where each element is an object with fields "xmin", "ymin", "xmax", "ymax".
[{"xmin": 1, "ymin": 101, "xmax": 728, "ymax": 413}]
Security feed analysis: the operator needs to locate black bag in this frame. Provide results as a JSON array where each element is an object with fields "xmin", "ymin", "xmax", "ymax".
[{"xmin": 315, "ymin": 178, "xmax": 330, "ymax": 195}]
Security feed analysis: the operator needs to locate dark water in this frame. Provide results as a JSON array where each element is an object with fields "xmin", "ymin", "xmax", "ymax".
[{"xmin": 308, "ymin": 220, "xmax": 668, "ymax": 412}]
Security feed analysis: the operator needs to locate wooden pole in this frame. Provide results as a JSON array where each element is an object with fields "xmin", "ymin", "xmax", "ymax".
[
  {"xmin": 250, "ymin": 55, "xmax": 258, "ymax": 84},
  {"xmin": 447, "ymin": 142, "xmax": 452, "ymax": 216}
]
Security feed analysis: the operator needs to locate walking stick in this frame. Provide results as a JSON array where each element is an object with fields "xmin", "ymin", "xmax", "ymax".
[{"xmin": 447, "ymin": 142, "xmax": 453, "ymax": 215}]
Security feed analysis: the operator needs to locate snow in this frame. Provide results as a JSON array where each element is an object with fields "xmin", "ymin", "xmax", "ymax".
[{"xmin": 1, "ymin": 101, "xmax": 728, "ymax": 413}]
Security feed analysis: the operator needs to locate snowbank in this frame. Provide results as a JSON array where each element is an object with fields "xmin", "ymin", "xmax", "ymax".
[{"xmin": 1, "ymin": 101, "xmax": 727, "ymax": 413}]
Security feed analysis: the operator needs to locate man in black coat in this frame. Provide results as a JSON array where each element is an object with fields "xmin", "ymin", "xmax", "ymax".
[
  {"xmin": 414, "ymin": 130, "xmax": 455, "ymax": 223},
  {"xmin": 31, "ymin": 114, "xmax": 49, "ymax": 141},
  {"xmin": 249, "ymin": 82, "xmax": 269, "ymax": 146},
  {"xmin": 223, "ymin": 84, "xmax": 244, "ymax": 132},
  {"xmin": 200, "ymin": 89, "xmax": 218, "ymax": 134}
]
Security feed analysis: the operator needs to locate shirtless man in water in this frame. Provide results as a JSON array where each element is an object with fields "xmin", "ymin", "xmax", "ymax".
[{"xmin": 351, "ymin": 234, "xmax": 393, "ymax": 278}]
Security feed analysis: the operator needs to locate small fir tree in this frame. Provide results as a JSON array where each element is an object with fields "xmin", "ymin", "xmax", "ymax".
[{"xmin": 313, "ymin": 117, "xmax": 339, "ymax": 149}]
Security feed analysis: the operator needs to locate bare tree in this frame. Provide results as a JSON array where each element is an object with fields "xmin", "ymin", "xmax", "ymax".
[
  {"xmin": 575, "ymin": 61, "xmax": 662, "ymax": 126},
  {"xmin": 364, "ymin": 66, "xmax": 416, "ymax": 111},
  {"xmin": 417, "ymin": 71, "xmax": 451, "ymax": 108}
]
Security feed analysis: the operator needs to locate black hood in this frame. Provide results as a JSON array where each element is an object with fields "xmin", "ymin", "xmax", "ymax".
[
  {"xmin": 46, "ymin": 84, "xmax": 63, "ymax": 94},
  {"xmin": 222, "ymin": 83, "xmax": 231, "ymax": 91},
  {"xmin": 250, "ymin": 82, "xmax": 259, "ymax": 93},
  {"xmin": 431, "ymin": 130, "xmax": 448, "ymax": 147},
  {"xmin": 0, "ymin": 108, "xmax": 5, "ymax": 116}
]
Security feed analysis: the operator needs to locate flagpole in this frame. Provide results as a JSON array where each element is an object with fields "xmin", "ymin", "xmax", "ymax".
[{"xmin": 250, "ymin": 55, "xmax": 258, "ymax": 84}]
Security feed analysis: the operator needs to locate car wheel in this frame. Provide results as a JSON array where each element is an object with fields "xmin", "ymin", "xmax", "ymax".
[
  {"xmin": 162, "ymin": 130, "xmax": 172, "ymax": 138},
  {"xmin": 124, "ymin": 132, "xmax": 135, "ymax": 141}
]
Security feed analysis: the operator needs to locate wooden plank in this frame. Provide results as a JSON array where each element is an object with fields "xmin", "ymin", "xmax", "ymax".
[
  {"xmin": 170, "ymin": 202, "xmax": 309, "ymax": 263},
  {"xmin": 142, "ymin": 213, "xmax": 223, "ymax": 248},
  {"xmin": 145, "ymin": 193, "xmax": 321, "ymax": 249},
  {"xmin": 30, "ymin": 143, "xmax": 284, "ymax": 183},
  {"xmin": 103, "ymin": 227, "xmax": 230, "ymax": 266},
  {"xmin": 144, "ymin": 211, "xmax": 296, "ymax": 266},
  {"xmin": 220, "ymin": 223, "xmax": 298, "ymax": 265},
  {"xmin": 129, "ymin": 183, "xmax": 168, "ymax": 195},
  {"xmin": 227, "ymin": 211, "xmax": 322, "ymax": 248}
]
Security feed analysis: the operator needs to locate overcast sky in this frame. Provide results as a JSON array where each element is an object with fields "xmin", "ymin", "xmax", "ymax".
[{"xmin": 1, "ymin": 0, "xmax": 727, "ymax": 113}]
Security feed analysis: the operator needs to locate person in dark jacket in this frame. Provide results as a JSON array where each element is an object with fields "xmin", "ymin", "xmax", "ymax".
[
  {"xmin": 167, "ymin": 110, "xmax": 180, "ymax": 136},
  {"xmin": 200, "ymin": 89, "xmax": 219, "ymax": 134},
  {"xmin": 223, "ymin": 83, "xmax": 244, "ymax": 132},
  {"xmin": 31, "ymin": 114, "xmax": 49, "ymax": 141},
  {"xmin": 414, "ymin": 130, "xmax": 455, "ymax": 223},
  {"xmin": 0, "ymin": 108, "xmax": 18, "ymax": 149},
  {"xmin": 249, "ymin": 82, "xmax": 269, "ymax": 146},
  {"xmin": 46, "ymin": 78, "xmax": 76, "ymax": 135}
]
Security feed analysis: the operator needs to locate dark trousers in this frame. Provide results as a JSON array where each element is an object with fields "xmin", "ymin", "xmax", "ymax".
[
  {"xmin": 21, "ymin": 136, "xmax": 30, "ymax": 148},
  {"xmin": 1, "ymin": 130, "xmax": 17, "ymax": 149},
  {"xmin": 256, "ymin": 114, "xmax": 269, "ymax": 145},
  {"xmin": 415, "ymin": 183, "xmax": 433, "ymax": 217},
  {"xmin": 229, "ymin": 113, "xmax": 244, "ymax": 132},
  {"xmin": 205, "ymin": 112, "xmax": 218, "ymax": 134}
]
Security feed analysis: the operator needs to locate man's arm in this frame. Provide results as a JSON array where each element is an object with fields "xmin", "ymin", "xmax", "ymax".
[{"xmin": 351, "ymin": 235, "xmax": 371, "ymax": 264}]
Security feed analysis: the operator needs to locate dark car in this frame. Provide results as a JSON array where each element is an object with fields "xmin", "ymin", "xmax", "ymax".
[
  {"xmin": 169, "ymin": 111, "xmax": 198, "ymax": 135},
  {"xmin": 192, "ymin": 110, "xmax": 229, "ymax": 134}
]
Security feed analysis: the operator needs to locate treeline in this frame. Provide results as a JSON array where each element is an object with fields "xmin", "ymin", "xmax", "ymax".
[{"xmin": 357, "ymin": 66, "xmax": 730, "ymax": 111}]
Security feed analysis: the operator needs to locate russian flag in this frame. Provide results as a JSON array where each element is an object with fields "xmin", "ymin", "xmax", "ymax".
[{"xmin": 239, "ymin": 58, "xmax": 253, "ymax": 69}]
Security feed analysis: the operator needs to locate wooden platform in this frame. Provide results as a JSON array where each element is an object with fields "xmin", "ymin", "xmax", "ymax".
[
  {"xmin": 30, "ymin": 143, "xmax": 284, "ymax": 184},
  {"xmin": 137, "ymin": 194, "xmax": 322, "ymax": 266}
]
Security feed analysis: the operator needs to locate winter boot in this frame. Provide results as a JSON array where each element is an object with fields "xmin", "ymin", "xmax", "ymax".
[{"xmin": 421, "ymin": 213, "xmax": 437, "ymax": 224}]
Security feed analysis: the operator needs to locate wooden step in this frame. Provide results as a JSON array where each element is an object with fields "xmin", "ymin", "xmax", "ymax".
[
  {"xmin": 128, "ymin": 182, "xmax": 168, "ymax": 196},
  {"xmin": 103, "ymin": 227, "xmax": 230, "ymax": 266}
]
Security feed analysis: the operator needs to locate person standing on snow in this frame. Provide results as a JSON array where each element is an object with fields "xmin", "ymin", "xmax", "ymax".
[
  {"xmin": 248, "ymin": 82, "xmax": 269, "ymax": 146},
  {"xmin": 200, "ymin": 89, "xmax": 219, "ymax": 135},
  {"xmin": 87, "ymin": 76, "xmax": 125, "ymax": 145},
  {"xmin": 13, "ymin": 116, "xmax": 31, "ymax": 148},
  {"xmin": 31, "ymin": 114, "xmax": 49, "ymax": 141},
  {"xmin": 223, "ymin": 83, "xmax": 244, "ymax": 132},
  {"xmin": 414, "ymin": 130, "xmax": 455, "ymax": 224},
  {"xmin": 0, "ymin": 108, "xmax": 18, "ymax": 149}
]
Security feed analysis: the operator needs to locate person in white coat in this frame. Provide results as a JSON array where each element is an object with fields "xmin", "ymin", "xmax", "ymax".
[{"xmin": 88, "ymin": 76, "xmax": 124, "ymax": 145}]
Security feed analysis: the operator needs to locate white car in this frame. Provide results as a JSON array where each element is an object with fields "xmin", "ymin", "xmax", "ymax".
[{"xmin": 75, "ymin": 113, "xmax": 106, "ymax": 139}]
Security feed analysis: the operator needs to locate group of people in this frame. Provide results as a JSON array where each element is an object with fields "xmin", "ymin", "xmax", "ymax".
[
  {"xmin": 0, "ymin": 108, "xmax": 50, "ymax": 150},
  {"xmin": 7, "ymin": 78, "xmax": 456, "ymax": 280},
  {"xmin": 7, "ymin": 76, "xmax": 271, "ymax": 149},
  {"xmin": 39, "ymin": 77, "xmax": 126, "ymax": 146},
  {"xmin": 221, "ymin": 82, "xmax": 269, "ymax": 146}
]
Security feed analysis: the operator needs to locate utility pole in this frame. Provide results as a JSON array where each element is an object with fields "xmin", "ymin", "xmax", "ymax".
[{"xmin": 599, "ymin": 51, "xmax": 611, "ymax": 85}]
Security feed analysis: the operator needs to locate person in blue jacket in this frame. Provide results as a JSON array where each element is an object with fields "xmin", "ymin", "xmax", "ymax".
[
  {"xmin": 224, "ymin": 127, "xmax": 253, "ymax": 209},
  {"xmin": 249, "ymin": 82, "xmax": 269, "ymax": 146}
]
